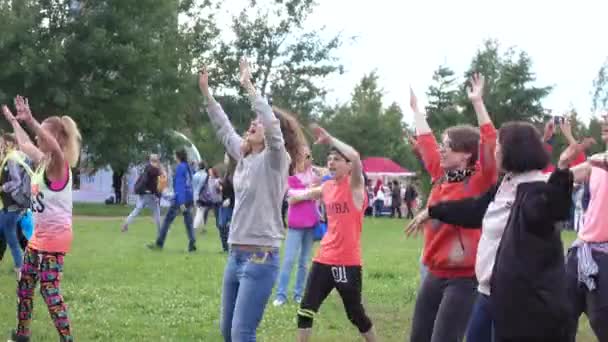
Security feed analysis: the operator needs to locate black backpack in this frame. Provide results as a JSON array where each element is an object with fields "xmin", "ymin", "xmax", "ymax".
[
  {"xmin": 2, "ymin": 155, "xmax": 32, "ymax": 209},
  {"xmin": 13, "ymin": 163, "xmax": 31, "ymax": 208},
  {"xmin": 134, "ymin": 167, "xmax": 149, "ymax": 195}
]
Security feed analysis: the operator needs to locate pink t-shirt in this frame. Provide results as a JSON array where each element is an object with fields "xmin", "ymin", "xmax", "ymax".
[
  {"xmin": 580, "ymin": 167, "xmax": 608, "ymax": 242},
  {"xmin": 287, "ymin": 168, "xmax": 320, "ymax": 229}
]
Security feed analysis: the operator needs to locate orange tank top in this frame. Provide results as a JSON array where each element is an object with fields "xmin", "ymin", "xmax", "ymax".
[{"xmin": 314, "ymin": 176, "xmax": 367, "ymax": 266}]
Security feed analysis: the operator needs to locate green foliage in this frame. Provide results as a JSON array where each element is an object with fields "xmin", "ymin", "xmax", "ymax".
[
  {"xmin": 211, "ymin": 0, "xmax": 343, "ymax": 121},
  {"xmin": 457, "ymin": 40, "xmax": 552, "ymax": 127},
  {"xmin": 592, "ymin": 57, "xmax": 608, "ymax": 112},
  {"xmin": 0, "ymin": 0, "xmax": 219, "ymax": 169},
  {"xmin": 319, "ymin": 72, "xmax": 419, "ymax": 174},
  {"xmin": 425, "ymin": 65, "xmax": 462, "ymax": 131}
]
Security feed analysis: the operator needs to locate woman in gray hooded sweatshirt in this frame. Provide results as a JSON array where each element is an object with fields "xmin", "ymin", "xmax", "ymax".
[{"xmin": 199, "ymin": 57, "xmax": 307, "ymax": 342}]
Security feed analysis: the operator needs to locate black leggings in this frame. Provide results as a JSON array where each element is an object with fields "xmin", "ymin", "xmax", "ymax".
[{"xmin": 297, "ymin": 262, "xmax": 373, "ymax": 333}]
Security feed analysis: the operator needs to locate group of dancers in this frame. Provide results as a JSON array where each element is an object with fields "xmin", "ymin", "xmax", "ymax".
[{"xmin": 1, "ymin": 55, "xmax": 607, "ymax": 342}]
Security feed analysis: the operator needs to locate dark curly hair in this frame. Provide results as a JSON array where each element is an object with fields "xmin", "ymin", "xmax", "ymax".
[{"xmin": 272, "ymin": 106, "xmax": 308, "ymax": 175}]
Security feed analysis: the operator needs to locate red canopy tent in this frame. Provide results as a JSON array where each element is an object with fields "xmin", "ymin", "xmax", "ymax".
[{"xmin": 362, "ymin": 157, "xmax": 415, "ymax": 178}]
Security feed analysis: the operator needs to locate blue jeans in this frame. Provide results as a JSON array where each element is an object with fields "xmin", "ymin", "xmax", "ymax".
[
  {"xmin": 156, "ymin": 202, "xmax": 195, "ymax": 248},
  {"xmin": 373, "ymin": 200, "xmax": 384, "ymax": 217},
  {"xmin": 276, "ymin": 228, "xmax": 315, "ymax": 302},
  {"xmin": 221, "ymin": 248, "xmax": 280, "ymax": 342},
  {"xmin": 217, "ymin": 207, "xmax": 233, "ymax": 252},
  {"xmin": 466, "ymin": 292, "xmax": 494, "ymax": 342},
  {"xmin": 0, "ymin": 210, "xmax": 23, "ymax": 269}
]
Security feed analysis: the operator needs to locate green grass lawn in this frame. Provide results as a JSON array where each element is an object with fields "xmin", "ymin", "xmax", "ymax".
[{"xmin": 0, "ymin": 208, "xmax": 597, "ymax": 341}]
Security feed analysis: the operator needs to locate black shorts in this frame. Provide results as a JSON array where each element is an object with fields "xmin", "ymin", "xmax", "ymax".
[{"xmin": 298, "ymin": 261, "xmax": 372, "ymax": 333}]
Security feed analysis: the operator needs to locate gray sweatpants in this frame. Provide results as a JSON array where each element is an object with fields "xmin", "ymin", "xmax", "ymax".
[
  {"xmin": 410, "ymin": 272, "xmax": 477, "ymax": 342},
  {"xmin": 125, "ymin": 194, "xmax": 162, "ymax": 234}
]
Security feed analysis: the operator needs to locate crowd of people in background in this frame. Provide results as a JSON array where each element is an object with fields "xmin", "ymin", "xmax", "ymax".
[{"xmin": 1, "ymin": 57, "xmax": 607, "ymax": 342}]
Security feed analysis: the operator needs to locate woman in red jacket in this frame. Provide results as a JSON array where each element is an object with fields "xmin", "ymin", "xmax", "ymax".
[{"xmin": 408, "ymin": 73, "xmax": 498, "ymax": 342}]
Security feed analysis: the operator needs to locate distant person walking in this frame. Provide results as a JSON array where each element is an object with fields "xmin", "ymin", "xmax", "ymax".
[{"xmin": 122, "ymin": 154, "xmax": 163, "ymax": 234}]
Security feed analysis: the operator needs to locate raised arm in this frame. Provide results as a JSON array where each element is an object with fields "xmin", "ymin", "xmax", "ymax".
[
  {"xmin": 467, "ymin": 73, "xmax": 498, "ymax": 188},
  {"xmin": 559, "ymin": 119, "xmax": 578, "ymax": 147},
  {"xmin": 14, "ymin": 96, "xmax": 66, "ymax": 182},
  {"xmin": 467, "ymin": 73, "xmax": 492, "ymax": 126},
  {"xmin": 2, "ymin": 104, "xmax": 44, "ymax": 165},
  {"xmin": 199, "ymin": 68, "xmax": 243, "ymax": 161},
  {"xmin": 239, "ymin": 57, "xmax": 287, "ymax": 169},
  {"xmin": 311, "ymin": 124, "xmax": 365, "ymax": 208},
  {"xmin": 410, "ymin": 88, "xmax": 443, "ymax": 181}
]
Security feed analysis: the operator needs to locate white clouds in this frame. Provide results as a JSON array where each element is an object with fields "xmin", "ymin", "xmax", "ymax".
[
  {"xmin": 307, "ymin": 0, "xmax": 608, "ymax": 121},
  {"xmin": 213, "ymin": 0, "xmax": 608, "ymax": 121}
]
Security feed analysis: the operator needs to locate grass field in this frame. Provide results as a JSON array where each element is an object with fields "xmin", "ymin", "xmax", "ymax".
[{"xmin": 0, "ymin": 204, "xmax": 597, "ymax": 341}]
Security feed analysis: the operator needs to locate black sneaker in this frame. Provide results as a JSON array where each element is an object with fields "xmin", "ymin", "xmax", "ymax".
[
  {"xmin": 146, "ymin": 242, "xmax": 162, "ymax": 251},
  {"xmin": 188, "ymin": 243, "xmax": 196, "ymax": 253},
  {"xmin": 8, "ymin": 330, "xmax": 29, "ymax": 342}
]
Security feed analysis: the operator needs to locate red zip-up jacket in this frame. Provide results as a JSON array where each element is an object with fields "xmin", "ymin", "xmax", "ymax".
[{"xmin": 417, "ymin": 123, "xmax": 498, "ymax": 278}]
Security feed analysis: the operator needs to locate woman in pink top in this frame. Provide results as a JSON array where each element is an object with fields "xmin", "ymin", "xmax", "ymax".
[
  {"xmin": 273, "ymin": 145, "xmax": 321, "ymax": 306},
  {"xmin": 2, "ymin": 95, "xmax": 81, "ymax": 342},
  {"xmin": 565, "ymin": 115, "xmax": 608, "ymax": 342}
]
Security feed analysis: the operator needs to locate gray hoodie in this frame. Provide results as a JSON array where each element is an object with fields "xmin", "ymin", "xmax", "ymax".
[{"xmin": 206, "ymin": 95, "xmax": 289, "ymax": 248}]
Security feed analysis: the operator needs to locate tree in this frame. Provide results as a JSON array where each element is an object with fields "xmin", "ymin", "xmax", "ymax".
[
  {"xmin": 210, "ymin": 0, "xmax": 343, "ymax": 121},
  {"xmin": 457, "ymin": 40, "xmax": 552, "ymax": 127},
  {"xmin": 425, "ymin": 65, "xmax": 461, "ymax": 132},
  {"xmin": 0, "ymin": 0, "xmax": 220, "ymax": 169},
  {"xmin": 320, "ymin": 72, "xmax": 418, "ymax": 173},
  {"xmin": 592, "ymin": 58, "xmax": 608, "ymax": 112}
]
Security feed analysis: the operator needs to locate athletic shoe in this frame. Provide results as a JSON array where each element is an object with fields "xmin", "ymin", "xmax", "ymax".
[
  {"xmin": 121, "ymin": 224, "xmax": 128, "ymax": 233},
  {"xmin": 188, "ymin": 244, "xmax": 197, "ymax": 253},
  {"xmin": 273, "ymin": 298, "xmax": 286, "ymax": 307},
  {"xmin": 7, "ymin": 330, "xmax": 29, "ymax": 342},
  {"xmin": 146, "ymin": 243, "xmax": 162, "ymax": 251}
]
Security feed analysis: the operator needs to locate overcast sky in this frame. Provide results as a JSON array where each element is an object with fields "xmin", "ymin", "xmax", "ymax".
[{"xmin": 217, "ymin": 0, "xmax": 608, "ymax": 123}]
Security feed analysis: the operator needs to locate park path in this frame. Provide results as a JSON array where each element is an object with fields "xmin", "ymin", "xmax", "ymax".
[{"xmin": 74, "ymin": 215, "xmax": 124, "ymax": 221}]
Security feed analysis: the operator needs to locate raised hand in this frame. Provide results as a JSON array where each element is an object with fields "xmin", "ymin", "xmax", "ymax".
[
  {"xmin": 1, "ymin": 105, "xmax": 17, "ymax": 124},
  {"xmin": 560, "ymin": 118, "xmax": 573, "ymax": 137},
  {"xmin": 410, "ymin": 87, "xmax": 421, "ymax": 114},
  {"xmin": 14, "ymin": 96, "xmax": 33, "ymax": 123},
  {"xmin": 198, "ymin": 67, "xmax": 210, "ymax": 96},
  {"xmin": 404, "ymin": 208, "xmax": 430, "ymax": 237},
  {"xmin": 467, "ymin": 73, "xmax": 485, "ymax": 103},
  {"xmin": 239, "ymin": 56, "xmax": 253, "ymax": 87},
  {"xmin": 310, "ymin": 124, "xmax": 331, "ymax": 145}
]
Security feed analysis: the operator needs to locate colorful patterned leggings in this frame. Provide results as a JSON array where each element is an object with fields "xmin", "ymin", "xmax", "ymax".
[{"xmin": 17, "ymin": 247, "xmax": 73, "ymax": 341}]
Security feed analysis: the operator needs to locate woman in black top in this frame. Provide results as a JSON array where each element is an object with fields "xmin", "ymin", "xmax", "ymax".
[
  {"xmin": 217, "ymin": 154, "xmax": 236, "ymax": 253},
  {"xmin": 407, "ymin": 122, "xmax": 580, "ymax": 342}
]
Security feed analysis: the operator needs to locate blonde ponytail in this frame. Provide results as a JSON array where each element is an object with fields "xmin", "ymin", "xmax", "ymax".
[{"xmin": 60, "ymin": 116, "xmax": 82, "ymax": 167}]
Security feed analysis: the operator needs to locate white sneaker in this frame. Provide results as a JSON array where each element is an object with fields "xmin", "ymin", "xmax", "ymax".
[{"xmin": 273, "ymin": 298, "xmax": 286, "ymax": 307}]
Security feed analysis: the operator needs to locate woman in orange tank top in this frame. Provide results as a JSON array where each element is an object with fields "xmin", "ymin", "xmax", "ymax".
[{"xmin": 289, "ymin": 124, "xmax": 377, "ymax": 342}]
